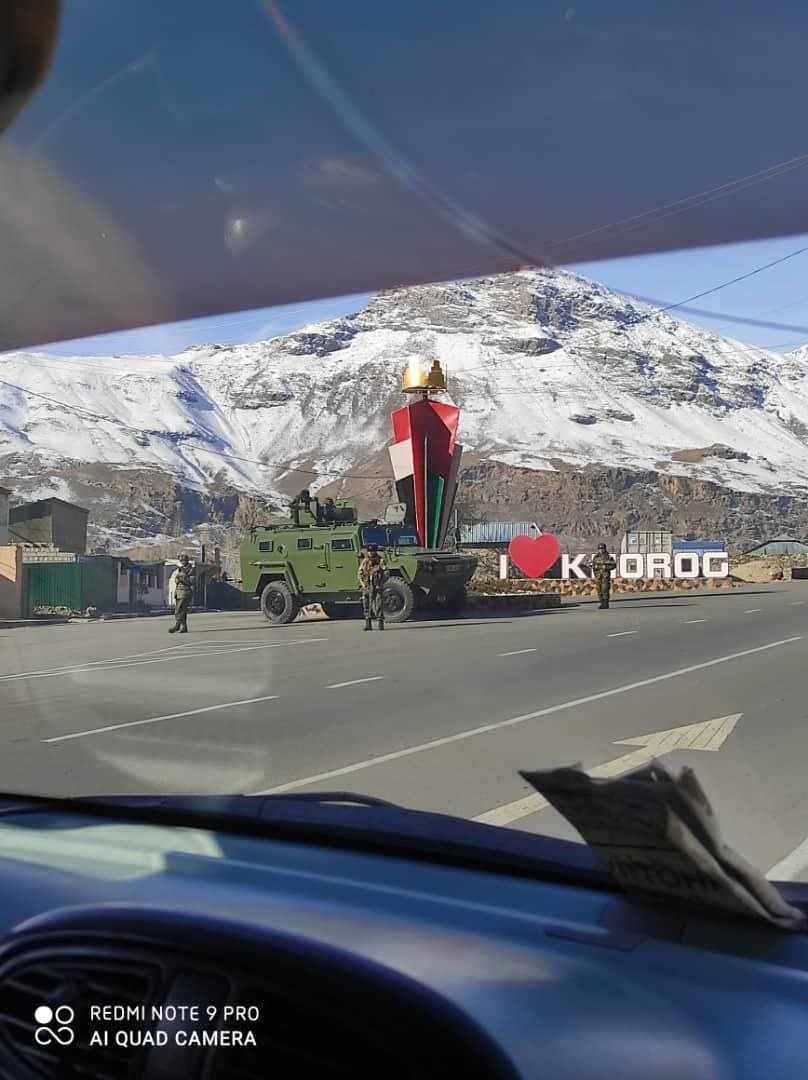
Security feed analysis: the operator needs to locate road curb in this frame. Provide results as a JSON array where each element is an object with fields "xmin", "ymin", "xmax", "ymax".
[
  {"xmin": 0, "ymin": 618, "xmax": 72, "ymax": 629},
  {"xmin": 467, "ymin": 593, "xmax": 562, "ymax": 612}
]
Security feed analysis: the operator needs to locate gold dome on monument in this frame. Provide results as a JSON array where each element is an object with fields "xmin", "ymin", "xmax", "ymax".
[{"xmin": 402, "ymin": 358, "xmax": 447, "ymax": 394}]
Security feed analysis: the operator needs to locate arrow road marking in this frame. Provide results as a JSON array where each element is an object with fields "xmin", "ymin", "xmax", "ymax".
[
  {"xmin": 473, "ymin": 714, "xmax": 742, "ymax": 827},
  {"xmin": 767, "ymin": 836, "xmax": 808, "ymax": 881}
]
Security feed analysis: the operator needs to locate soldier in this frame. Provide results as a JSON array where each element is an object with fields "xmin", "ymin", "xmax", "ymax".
[
  {"xmin": 591, "ymin": 543, "xmax": 617, "ymax": 610},
  {"xmin": 358, "ymin": 542, "xmax": 386, "ymax": 631},
  {"xmin": 289, "ymin": 488, "xmax": 312, "ymax": 526},
  {"xmin": 168, "ymin": 554, "xmax": 194, "ymax": 634}
]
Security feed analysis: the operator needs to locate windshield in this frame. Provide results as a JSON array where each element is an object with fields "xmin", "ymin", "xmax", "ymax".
[
  {"xmin": 2, "ymin": 0, "xmax": 808, "ymax": 903},
  {"xmin": 360, "ymin": 527, "xmax": 421, "ymax": 548}
]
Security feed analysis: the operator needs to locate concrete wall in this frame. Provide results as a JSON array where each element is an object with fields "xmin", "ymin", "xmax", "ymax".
[
  {"xmin": 53, "ymin": 502, "xmax": 89, "ymax": 554},
  {"xmin": 0, "ymin": 545, "xmax": 22, "ymax": 619},
  {"xmin": 116, "ymin": 563, "xmax": 131, "ymax": 605},
  {"xmin": 9, "ymin": 499, "xmax": 88, "ymax": 553},
  {"xmin": 0, "ymin": 490, "xmax": 9, "ymax": 546}
]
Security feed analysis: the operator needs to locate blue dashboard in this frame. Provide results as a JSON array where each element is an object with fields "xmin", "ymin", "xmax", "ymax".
[{"xmin": 0, "ymin": 803, "xmax": 805, "ymax": 1078}]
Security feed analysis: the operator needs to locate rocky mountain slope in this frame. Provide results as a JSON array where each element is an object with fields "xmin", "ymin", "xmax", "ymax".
[{"xmin": 2, "ymin": 268, "xmax": 808, "ymax": 548}]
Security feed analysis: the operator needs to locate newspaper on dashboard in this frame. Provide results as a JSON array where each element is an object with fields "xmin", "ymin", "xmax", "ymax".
[{"xmin": 521, "ymin": 761, "xmax": 805, "ymax": 930}]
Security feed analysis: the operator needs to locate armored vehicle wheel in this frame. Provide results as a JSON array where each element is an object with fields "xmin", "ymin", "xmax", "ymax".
[
  {"xmin": 382, "ymin": 578, "xmax": 415, "ymax": 624},
  {"xmin": 260, "ymin": 581, "xmax": 300, "ymax": 624}
]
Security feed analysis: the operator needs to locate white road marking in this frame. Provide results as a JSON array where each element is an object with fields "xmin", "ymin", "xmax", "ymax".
[
  {"xmin": 787, "ymin": 601, "xmax": 806, "ymax": 606},
  {"xmin": 745, "ymin": 609, "xmax": 762, "ymax": 614},
  {"xmin": 608, "ymin": 631, "xmax": 637, "ymax": 638},
  {"xmin": 767, "ymin": 836, "xmax": 808, "ymax": 881},
  {"xmin": 2, "ymin": 638, "xmax": 327, "ymax": 683},
  {"xmin": 43, "ymin": 695, "xmax": 280, "ymax": 742},
  {"xmin": 0, "ymin": 644, "xmax": 182, "ymax": 681},
  {"xmin": 174, "ymin": 640, "xmax": 275, "ymax": 648},
  {"xmin": 684, "ymin": 619, "xmax": 708, "ymax": 624},
  {"xmin": 325, "ymin": 676, "xmax": 386, "ymax": 690},
  {"xmin": 250, "ymin": 637, "xmax": 800, "ymax": 795},
  {"xmin": 475, "ymin": 714, "xmax": 742, "ymax": 826},
  {"xmin": 499, "ymin": 648, "xmax": 537, "ymax": 657}
]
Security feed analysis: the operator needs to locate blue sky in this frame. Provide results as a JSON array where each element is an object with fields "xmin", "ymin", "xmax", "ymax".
[{"xmin": 40, "ymin": 231, "xmax": 808, "ymax": 358}]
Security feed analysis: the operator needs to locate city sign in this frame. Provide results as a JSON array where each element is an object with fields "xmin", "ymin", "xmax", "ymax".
[{"xmin": 507, "ymin": 533, "xmax": 729, "ymax": 580}]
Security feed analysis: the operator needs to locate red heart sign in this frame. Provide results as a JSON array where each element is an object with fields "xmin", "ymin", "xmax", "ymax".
[{"xmin": 508, "ymin": 533, "xmax": 562, "ymax": 578}]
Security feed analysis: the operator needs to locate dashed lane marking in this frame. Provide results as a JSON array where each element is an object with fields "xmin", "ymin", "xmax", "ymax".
[
  {"xmin": 608, "ymin": 631, "xmax": 637, "ymax": 638},
  {"xmin": 499, "ymin": 648, "xmax": 537, "ymax": 657},
  {"xmin": 325, "ymin": 676, "xmax": 386, "ymax": 690}
]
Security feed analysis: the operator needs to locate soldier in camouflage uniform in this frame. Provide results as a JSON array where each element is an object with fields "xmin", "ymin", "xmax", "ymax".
[
  {"xmin": 169, "ymin": 554, "xmax": 194, "ymax": 633},
  {"xmin": 358, "ymin": 543, "xmax": 386, "ymax": 631},
  {"xmin": 592, "ymin": 543, "xmax": 617, "ymax": 610}
]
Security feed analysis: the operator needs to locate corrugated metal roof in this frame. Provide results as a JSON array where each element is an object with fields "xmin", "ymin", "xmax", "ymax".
[{"xmin": 672, "ymin": 540, "xmax": 725, "ymax": 552}]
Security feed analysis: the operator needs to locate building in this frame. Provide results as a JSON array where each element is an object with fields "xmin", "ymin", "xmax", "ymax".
[
  {"xmin": 672, "ymin": 539, "xmax": 726, "ymax": 557},
  {"xmin": 127, "ymin": 561, "xmax": 170, "ymax": 609},
  {"xmin": 9, "ymin": 497, "xmax": 89, "ymax": 554},
  {"xmin": 0, "ymin": 486, "xmax": 9, "ymax": 546},
  {"xmin": 740, "ymin": 537, "xmax": 808, "ymax": 557}
]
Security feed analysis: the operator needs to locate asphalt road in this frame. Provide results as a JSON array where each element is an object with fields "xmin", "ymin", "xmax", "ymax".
[{"xmin": 2, "ymin": 583, "xmax": 808, "ymax": 880}]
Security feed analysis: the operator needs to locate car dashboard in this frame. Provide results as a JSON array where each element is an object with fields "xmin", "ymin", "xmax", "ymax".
[{"xmin": 0, "ymin": 802, "xmax": 805, "ymax": 1079}]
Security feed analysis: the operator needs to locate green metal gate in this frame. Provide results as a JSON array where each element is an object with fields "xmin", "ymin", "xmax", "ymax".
[
  {"xmin": 24, "ymin": 558, "xmax": 118, "ymax": 616},
  {"xmin": 78, "ymin": 556, "xmax": 117, "ymax": 612},
  {"xmin": 24, "ymin": 563, "xmax": 81, "ymax": 616}
]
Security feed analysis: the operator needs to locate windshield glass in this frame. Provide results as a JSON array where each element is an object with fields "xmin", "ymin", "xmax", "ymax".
[
  {"xmin": 360, "ymin": 527, "xmax": 420, "ymax": 548},
  {"xmin": 2, "ymin": 0, "xmax": 808, "ymax": 900}
]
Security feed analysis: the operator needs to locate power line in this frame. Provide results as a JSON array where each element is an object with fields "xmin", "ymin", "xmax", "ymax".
[
  {"xmin": 545, "ymin": 153, "xmax": 808, "ymax": 254},
  {"xmin": 629, "ymin": 244, "xmax": 808, "ymax": 323}
]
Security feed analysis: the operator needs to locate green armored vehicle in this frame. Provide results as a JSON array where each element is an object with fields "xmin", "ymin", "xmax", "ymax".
[{"xmin": 239, "ymin": 496, "xmax": 477, "ymax": 624}]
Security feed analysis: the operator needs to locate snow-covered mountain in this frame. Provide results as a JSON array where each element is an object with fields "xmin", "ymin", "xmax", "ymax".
[{"xmin": 2, "ymin": 268, "xmax": 808, "ymax": 546}]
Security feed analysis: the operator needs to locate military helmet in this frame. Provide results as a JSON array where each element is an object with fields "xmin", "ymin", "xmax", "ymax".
[{"xmin": 597, "ymin": 543, "xmax": 608, "ymax": 553}]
